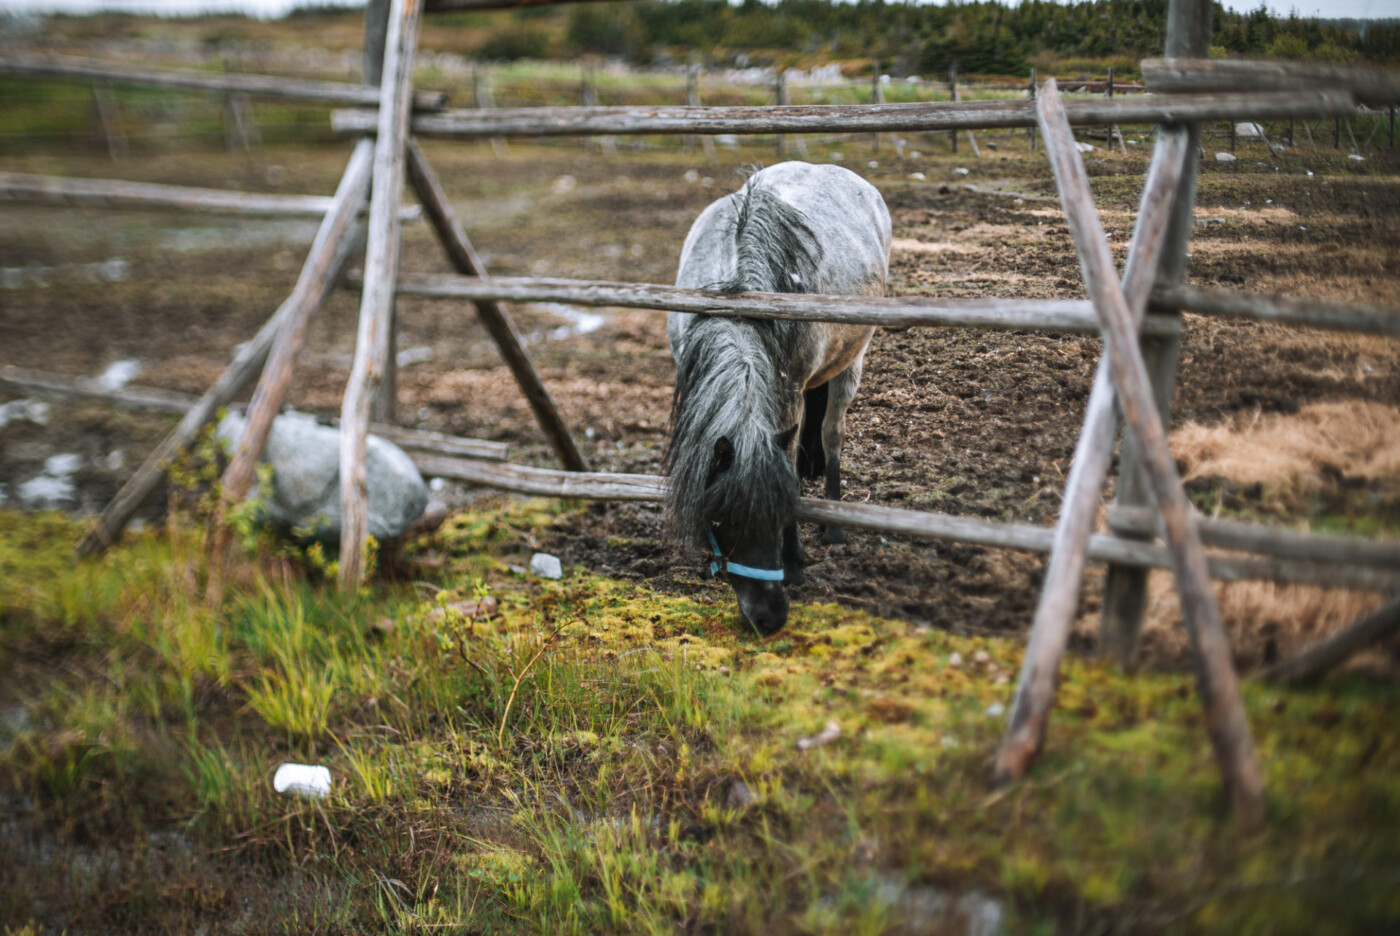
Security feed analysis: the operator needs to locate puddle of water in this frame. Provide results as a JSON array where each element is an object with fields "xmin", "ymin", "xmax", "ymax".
[{"xmin": 1, "ymin": 258, "xmax": 129, "ymax": 290}]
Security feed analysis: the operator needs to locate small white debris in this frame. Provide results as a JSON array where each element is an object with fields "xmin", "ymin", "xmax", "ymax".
[
  {"xmin": 45, "ymin": 453, "xmax": 82, "ymax": 476},
  {"xmin": 701, "ymin": 177, "xmax": 715, "ymax": 187},
  {"xmin": 1074, "ymin": 142, "xmax": 1094, "ymax": 153},
  {"xmin": 18, "ymin": 474, "xmax": 74, "ymax": 508},
  {"xmin": 909, "ymin": 172, "xmax": 926, "ymax": 181},
  {"xmin": 796, "ymin": 720, "xmax": 841, "ymax": 751},
  {"xmin": 985, "ymin": 702, "xmax": 1006, "ymax": 718},
  {"xmin": 395, "ymin": 346, "xmax": 434, "ymax": 368},
  {"xmin": 1215, "ymin": 152, "xmax": 1236, "ymax": 163},
  {"xmin": 0, "ymin": 398, "xmax": 50, "ymax": 429},
  {"xmin": 95, "ymin": 359, "xmax": 142, "ymax": 391},
  {"xmin": 948, "ymin": 652, "xmax": 963, "ymax": 668},
  {"xmin": 552, "ymin": 175, "xmax": 577, "ymax": 193},
  {"xmin": 973, "ymin": 650, "xmax": 990, "ymax": 665},
  {"xmin": 940, "ymin": 735, "xmax": 959, "ymax": 748},
  {"xmin": 1348, "ymin": 154, "xmax": 1365, "ymax": 162},
  {"xmin": 584, "ymin": 426, "xmax": 596, "ymax": 439},
  {"xmin": 1195, "ymin": 217, "xmax": 1226, "ymax": 227},
  {"xmin": 868, "ymin": 160, "xmax": 879, "ymax": 169},
  {"xmin": 529, "ymin": 552, "xmax": 563, "ymax": 580},
  {"xmin": 683, "ymin": 169, "xmax": 700, "ymax": 183},
  {"xmin": 1306, "ymin": 170, "xmax": 1314, "ymax": 177},
  {"xmin": 716, "ymin": 135, "xmax": 739, "ymax": 148},
  {"xmin": 273, "ymin": 763, "xmax": 332, "ymax": 799},
  {"xmin": 1235, "ymin": 122, "xmax": 1264, "ymax": 140},
  {"xmin": 1299, "ymin": 225, "xmax": 1307, "ymax": 231},
  {"xmin": 910, "ymin": 150, "xmax": 922, "ymax": 159},
  {"xmin": 104, "ymin": 449, "xmax": 125, "ymax": 471},
  {"xmin": 428, "ymin": 477, "xmax": 446, "ymax": 492},
  {"xmin": 954, "ymin": 167, "xmax": 970, "ymax": 175},
  {"xmin": 726, "ymin": 780, "xmax": 756, "ymax": 808}
]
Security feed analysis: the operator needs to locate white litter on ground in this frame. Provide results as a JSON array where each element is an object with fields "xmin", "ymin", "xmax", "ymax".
[
  {"xmin": 273, "ymin": 763, "xmax": 332, "ymax": 799},
  {"xmin": 95, "ymin": 359, "xmax": 143, "ymax": 391}
]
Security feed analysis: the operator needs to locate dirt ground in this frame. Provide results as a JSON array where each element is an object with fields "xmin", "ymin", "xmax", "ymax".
[{"xmin": 3, "ymin": 131, "xmax": 1398, "ymax": 668}]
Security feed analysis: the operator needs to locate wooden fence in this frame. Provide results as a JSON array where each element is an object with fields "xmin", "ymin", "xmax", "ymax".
[{"xmin": 3, "ymin": 0, "xmax": 1399, "ymax": 828}]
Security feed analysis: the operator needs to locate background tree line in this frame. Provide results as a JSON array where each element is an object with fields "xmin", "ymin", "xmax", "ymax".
[{"xmin": 468, "ymin": 0, "xmax": 1400, "ymax": 76}]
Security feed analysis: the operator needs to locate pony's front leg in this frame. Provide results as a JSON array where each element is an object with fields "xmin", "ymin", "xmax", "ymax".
[
  {"xmin": 819, "ymin": 361, "xmax": 862, "ymax": 545},
  {"xmin": 782, "ymin": 522, "xmax": 806, "ymax": 585}
]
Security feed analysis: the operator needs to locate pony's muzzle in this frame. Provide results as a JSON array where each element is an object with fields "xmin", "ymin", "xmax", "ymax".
[{"xmin": 733, "ymin": 579, "xmax": 789, "ymax": 635}]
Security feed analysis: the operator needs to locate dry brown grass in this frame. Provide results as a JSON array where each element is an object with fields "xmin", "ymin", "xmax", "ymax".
[
  {"xmin": 1136, "ymin": 573, "xmax": 1391, "ymax": 672},
  {"xmin": 1171, "ymin": 399, "xmax": 1400, "ymax": 492}
]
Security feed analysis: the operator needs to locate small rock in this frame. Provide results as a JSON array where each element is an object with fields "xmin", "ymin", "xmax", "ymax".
[
  {"xmin": 395, "ymin": 346, "xmax": 434, "ymax": 368},
  {"xmin": 938, "ymin": 184, "xmax": 951, "ymax": 194},
  {"xmin": 972, "ymin": 650, "xmax": 990, "ymax": 664},
  {"xmin": 868, "ymin": 160, "xmax": 879, "ymax": 169},
  {"xmin": 796, "ymin": 719, "xmax": 841, "ymax": 751},
  {"xmin": 1348, "ymin": 153, "xmax": 1365, "ymax": 162},
  {"xmin": 1074, "ymin": 141, "xmax": 1094, "ymax": 153},
  {"xmin": 726, "ymin": 780, "xmax": 756, "ymax": 809},
  {"xmin": 683, "ymin": 168, "xmax": 700, "ymax": 183},
  {"xmin": 954, "ymin": 167, "xmax": 970, "ymax": 175},
  {"xmin": 985, "ymin": 702, "xmax": 1005, "ymax": 718},
  {"xmin": 44, "ymin": 453, "xmax": 82, "ymax": 476},
  {"xmin": 552, "ymin": 175, "xmax": 577, "ymax": 193},
  {"xmin": 529, "ymin": 552, "xmax": 563, "ymax": 580},
  {"xmin": 947, "ymin": 652, "xmax": 963, "ymax": 667},
  {"xmin": 1215, "ymin": 152, "xmax": 1237, "ymax": 163},
  {"xmin": 1235, "ymin": 122, "xmax": 1264, "ymax": 140},
  {"xmin": 909, "ymin": 172, "xmax": 926, "ymax": 181}
]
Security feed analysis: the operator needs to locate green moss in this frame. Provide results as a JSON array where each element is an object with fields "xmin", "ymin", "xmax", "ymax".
[{"xmin": 2, "ymin": 504, "xmax": 1398, "ymax": 933}]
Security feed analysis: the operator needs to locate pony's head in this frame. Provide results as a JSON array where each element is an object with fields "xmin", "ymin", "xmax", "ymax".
[{"xmin": 665, "ymin": 319, "xmax": 800, "ymax": 635}]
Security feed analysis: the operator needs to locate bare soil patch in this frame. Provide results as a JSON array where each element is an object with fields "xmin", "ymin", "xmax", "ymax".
[{"xmin": 3, "ymin": 137, "xmax": 1398, "ymax": 669}]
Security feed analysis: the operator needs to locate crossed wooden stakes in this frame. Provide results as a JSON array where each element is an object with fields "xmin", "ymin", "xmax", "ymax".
[
  {"xmin": 992, "ymin": 81, "xmax": 1265, "ymax": 829},
  {"xmin": 76, "ymin": 0, "xmax": 587, "ymax": 600}
]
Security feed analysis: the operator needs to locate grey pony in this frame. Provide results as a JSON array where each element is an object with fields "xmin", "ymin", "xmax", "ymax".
[{"xmin": 665, "ymin": 161, "xmax": 891, "ymax": 634}]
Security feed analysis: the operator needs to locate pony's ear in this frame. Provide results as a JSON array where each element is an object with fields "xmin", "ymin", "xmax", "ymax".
[
  {"xmin": 713, "ymin": 435, "xmax": 735, "ymax": 474},
  {"xmin": 774, "ymin": 424, "xmax": 799, "ymax": 452}
]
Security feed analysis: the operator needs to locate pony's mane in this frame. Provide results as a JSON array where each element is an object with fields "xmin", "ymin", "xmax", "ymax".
[{"xmin": 664, "ymin": 170, "xmax": 824, "ymax": 549}]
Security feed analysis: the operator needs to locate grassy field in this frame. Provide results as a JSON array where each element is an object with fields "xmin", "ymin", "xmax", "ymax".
[{"xmin": 2, "ymin": 488, "xmax": 1398, "ymax": 933}]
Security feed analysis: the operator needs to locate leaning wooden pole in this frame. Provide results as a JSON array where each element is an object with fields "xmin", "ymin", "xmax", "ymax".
[
  {"xmin": 405, "ymin": 139, "xmax": 587, "ymax": 471},
  {"xmin": 993, "ymin": 126, "xmax": 1190, "ymax": 785},
  {"xmin": 206, "ymin": 139, "xmax": 374, "ymax": 582},
  {"xmin": 1035, "ymin": 78, "xmax": 1265, "ymax": 828},
  {"xmin": 338, "ymin": 0, "xmax": 422, "ymax": 591},
  {"xmin": 1261, "ymin": 594, "xmax": 1400, "ymax": 684}
]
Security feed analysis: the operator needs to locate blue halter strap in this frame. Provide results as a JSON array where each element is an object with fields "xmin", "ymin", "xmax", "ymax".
[{"xmin": 708, "ymin": 527, "xmax": 785, "ymax": 582}]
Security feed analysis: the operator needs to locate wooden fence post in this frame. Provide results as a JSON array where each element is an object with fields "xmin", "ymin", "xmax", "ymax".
[
  {"xmin": 1099, "ymin": 0, "xmax": 1204, "ymax": 670},
  {"xmin": 775, "ymin": 69, "xmax": 787, "ymax": 157},
  {"xmin": 90, "ymin": 81, "xmax": 126, "ymax": 161},
  {"xmin": 1035, "ymin": 76, "xmax": 1264, "ymax": 830},
  {"xmin": 871, "ymin": 60, "xmax": 882, "ymax": 153},
  {"xmin": 950, "ymin": 63, "xmax": 958, "ymax": 154},
  {"xmin": 405, "ymin": 139, "xmax": 588, "ymax": 473},
  {"xmin": 1029, "ymin": 68, "xmax": 1037, "ymax": 151},
  {"xmin": 687, "ymin": 63, "xmax": 716, "ymax": 163},
  {"xmin": 1262, "ymin": 594, "xmax": 1400, "ymax": 683},
  {"xmin": 206, "ymin": 141, "xmax": 374, "ymax": 591},
  {"xmin": 339, "ymin": 0, "xmax": 422, "ymax": 591},
  {"xmin": 365, "ymin": 0, "xmax": 397, "ymax": 424},
  {"xmin": 994, "ymin": 126, "xmax": 1190, "ymax": 786}
]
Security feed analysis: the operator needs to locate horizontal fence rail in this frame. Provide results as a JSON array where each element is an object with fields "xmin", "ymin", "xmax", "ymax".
[
  {"xmin": 0, "ymin": 171, "xmax": 423, "ymax": 220},
  {"xmin": 382, "ymin": 273, "xmax": 1181, "ymax": 336},
  {"xmin": 381, "ymin": 273, "xmax": 1400, "ymax": 339},
  {"xmin": 1142, "ymin": 58, "xmax": 1400, "ymax": 108},
  {"xmin": 1156, "ymin": 285, "xmax": 1400, "ymax": 336},
  {"xmin": 330, "ymin": 89, "xmax": 1355, "ymax": 138},
  {"xmin": 0, "ymin": 51, "xmax": 447, "ymax": 111},
  {"xmin": 0, "ymin": 365, "xmax": 510, "ymax": 463},
  {"xmin": 412, "ymin": 454, "xmax": 1400, "ymax": 593}
]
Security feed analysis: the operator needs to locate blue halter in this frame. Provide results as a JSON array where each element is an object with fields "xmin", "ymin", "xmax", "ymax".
[{"xmin": 708, "ymin": 527, "xmax": 785, "ymax": 582}]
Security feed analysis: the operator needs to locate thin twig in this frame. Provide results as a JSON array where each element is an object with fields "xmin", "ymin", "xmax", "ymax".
[{"xmin": 497, "ymin": 619, "xmax": 577, "ymax": 750}]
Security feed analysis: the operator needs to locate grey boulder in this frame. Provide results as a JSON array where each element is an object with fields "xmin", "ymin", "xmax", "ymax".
[{"xmin": 216, "ymin": 410, "xmax": 428, "ymax": 542}]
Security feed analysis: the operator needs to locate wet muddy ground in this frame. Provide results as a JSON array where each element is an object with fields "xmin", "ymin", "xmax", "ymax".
[{"xmin": 3, "ymin": 134, "xmax": 1398, "ymax": 664}]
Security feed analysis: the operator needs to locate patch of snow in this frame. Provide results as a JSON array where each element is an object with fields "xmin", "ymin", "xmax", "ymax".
[
  {"xmin": 18, "ymin": 473, "xmax": 75, "ymax": 508},
  {"xmin": 395, "ymin": 346, "xmax": 434, "ymax": 368},
  {"xmin": 1075, "ymin": 141, "xmax": 1094, "ymax": 153},
  {"xmin": 1349, "ymin": 153, "xmax": 1365, "ymax": 162},
  {"xmin": 0, "ymin": 398, "xmax": 51, "ymax": 429},
  {"xmin": 1215, "ymin": 152, "xmax": 1237, "ymax": 162},
  {"xmin": 954, "ymin": 167, "xmax": 970, "ymax": 175}
]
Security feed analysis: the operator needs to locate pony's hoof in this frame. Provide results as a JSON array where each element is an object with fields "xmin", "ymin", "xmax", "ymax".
[{"xmin": 821, "ymin": 526, "xmax": 847, "ymax": 545}]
